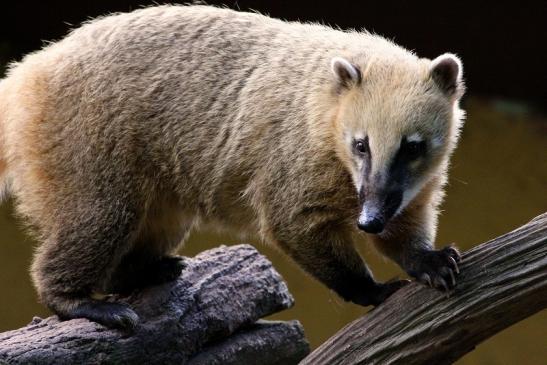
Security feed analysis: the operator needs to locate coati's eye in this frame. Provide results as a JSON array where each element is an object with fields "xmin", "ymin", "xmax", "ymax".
[
  {"xmin": 355, "ymin": 141, "xmax": 366, "ymax": 153},
  {"xmin": 353, "ymin": 137, "xmax": 369, "ymax": 155},
  {"xmin": 401, "ymin": 139, "xmax": 427, "ymax": 160}
]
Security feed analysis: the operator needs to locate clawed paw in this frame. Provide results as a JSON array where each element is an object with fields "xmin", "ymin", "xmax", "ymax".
[
  {"xmin": 409, "ymin": 246, "xmax": 461, "ymax": 291},
  {"xmin": 68, "ymin": 301, "xmax": 139, "ymax": 331}
]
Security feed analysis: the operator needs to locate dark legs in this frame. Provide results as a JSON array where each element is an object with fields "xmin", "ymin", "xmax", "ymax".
[
  {"xmin": 274, "ymin": 226, "xmax": 407, "ymax": 307},
  {"xmin": 107, "ymin": 252, "xmax": 186, "ymax": 295},
  {"xmin": 31, "ymin": 198, "xmax": 142, "ymax": 330}
]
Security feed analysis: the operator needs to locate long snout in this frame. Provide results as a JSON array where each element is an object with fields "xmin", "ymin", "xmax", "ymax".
[
  {"xmin": 357, "ymin": 201, "xmax": 386, "ymax": 234},
  {"xmin": 357, "ymin": 190, "xmax": 403, "ymax": 234}
]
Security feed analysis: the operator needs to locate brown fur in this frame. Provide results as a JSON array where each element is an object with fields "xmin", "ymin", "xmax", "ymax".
[{"xmin": 0, "ymin": 5, "xmax": 464, "ymax": 328}]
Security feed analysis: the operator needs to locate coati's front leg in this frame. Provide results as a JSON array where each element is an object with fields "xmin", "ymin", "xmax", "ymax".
[
  {"xmin": 372, "ymin": 231, "xmax": 461, "ymax": 291},
  {"xmin": 369, "ymin": 184, "xmax": 461, "ymax": 291},
  {"xmin": 273, "ymin": 222, "xmax": 408, "ymax": 306}
]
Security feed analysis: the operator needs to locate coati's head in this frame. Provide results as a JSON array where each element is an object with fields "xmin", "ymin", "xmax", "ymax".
[{"xmin": 330, "ymin": 52, "xmax": 465, "ymax": 234}]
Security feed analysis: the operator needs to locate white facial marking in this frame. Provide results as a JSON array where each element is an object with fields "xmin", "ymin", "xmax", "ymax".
[
  {"xmin": 359, "ymin": 206, "xmax": 370, "ymax": 224},
  {"xmin": 407, "ymin": 133, "xmax": 423, "ymax": 143},
  {"xmin": 346, "ymin": 130, "xmax": 367, "ymax": 190},
  {"xmin": 432, "ymin": 135, "xmax": 444, "ymax": 148},
  {"xmin": 344, "ymin": 130, "xmax": 353, "ymax": 145},
  {"xmin": 353, "ymin": 159, "xmax": 364, "ymax": 190},
  {"xmin": 396, "ymin": 182, "xmax": 424, "ymax": 216}
]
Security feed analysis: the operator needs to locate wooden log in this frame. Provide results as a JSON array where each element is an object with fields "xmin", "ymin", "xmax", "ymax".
[
  {"xmin": 301, "ymin": 213, "xmax": 547, "ymax": 365},
  {"xmin": 187, "ymin": 320, "xmax": 308, "ymax": 365},
  {"xmin": 0, "ymin": 244, "xmax": 310, "ymax": 364}
]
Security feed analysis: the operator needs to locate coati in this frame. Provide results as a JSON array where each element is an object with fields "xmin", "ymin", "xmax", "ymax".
[{"xmin": 0, "ymin": 5, "xmax": 464, "ymax": 329}]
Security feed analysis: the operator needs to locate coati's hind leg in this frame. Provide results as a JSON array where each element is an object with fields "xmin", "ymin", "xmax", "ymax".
[
  {"xmin": 31, "ymin": 198, "xmax": 142, "ymax": 330},
  {"xmin": 106, "ymin": 210, "xmax": 193, "ymax": 295},
  {"xmin": 107, "ymin": 251, "xmax": 186, "ymax": 295}
]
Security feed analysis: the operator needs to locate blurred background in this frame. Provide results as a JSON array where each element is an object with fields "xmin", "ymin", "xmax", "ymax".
[{"xmin": 0, "ymin": 1, "xmax": 545, "ymax": 364}]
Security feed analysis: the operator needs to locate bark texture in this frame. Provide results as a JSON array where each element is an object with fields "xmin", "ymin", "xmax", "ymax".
[
  {"xmin": 302, "ymin": 213, "xmax": 547, "ymax": 365},
  {"xmin": 0, "ymin": 244, "xmax": 309, "ymax": 365},
  {"xmin": 2, "ymin": 213, "xmax": 546, "ymax": 365}
]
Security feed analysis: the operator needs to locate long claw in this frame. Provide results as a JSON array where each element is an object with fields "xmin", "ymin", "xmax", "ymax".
[
  {"xmin": 448, "ymin": 246, "xmax": 462, "ymax": 262},
  {"xmin": 448, "ymin": 256, "xmax": 460, "ymax": 274},
  {"xmin": 435, "ymin": 277, "xmax": 449, "ymax": 292},
  {"xmin": 448, "ymin": 268, "xmax": 456, "ymax": 287},
  {"xmin": 420, "ymin": 273, "xmax": 432, "ymax": 287}
]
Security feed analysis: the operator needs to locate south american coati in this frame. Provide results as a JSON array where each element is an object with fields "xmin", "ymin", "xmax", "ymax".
[{"xmin": 0, "ymin": 5, "xmax": 464, "ymax": 329}]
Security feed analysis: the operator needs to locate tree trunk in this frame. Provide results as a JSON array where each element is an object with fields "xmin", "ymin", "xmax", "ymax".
[
  {"xmin": 301, "ymin": 213, "xmax": 547, "ymax": 365},
  {"xmin": 0, "ymin": 244, "xmax": 310, "ymax": 365}
]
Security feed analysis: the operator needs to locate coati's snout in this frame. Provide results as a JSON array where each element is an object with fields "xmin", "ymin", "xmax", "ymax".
[
  {"xmin": 347, "ymin": 134, "xmax": 408, "ymax": 234},
  {"xmin": 357, "ymin": 188, "xmax": 403, "ymax": 234}
]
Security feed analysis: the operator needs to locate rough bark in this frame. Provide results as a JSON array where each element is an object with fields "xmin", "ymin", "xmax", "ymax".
[
  {"xmin": 302, "ymin": 213, "xmax": 547, "ymax": 365},
  {"xmin": 0, "ymin": 244, "xmax": 310, "ymax": 365}
]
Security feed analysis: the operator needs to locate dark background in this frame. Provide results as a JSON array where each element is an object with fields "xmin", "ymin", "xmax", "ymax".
[
  {"xmin": 0, "ymin": 3, "xmax": 546, "ymax": 363},
  {"xmin": 0, "ymin": 1, "xmax": 546, "ymax": 109}
]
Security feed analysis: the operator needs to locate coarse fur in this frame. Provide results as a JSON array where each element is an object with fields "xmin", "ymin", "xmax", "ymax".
[{"xmin": 0, "ymin": 5, "xmax": 465, "ymax": 329}]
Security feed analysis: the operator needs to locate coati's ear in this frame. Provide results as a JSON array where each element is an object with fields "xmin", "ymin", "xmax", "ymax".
[
  {"xmin": 430, "ymin": 53, "xmax": 464, "ymax": 97},
  {"xmin": 331, "ymin": 57, "xmax": 362, "ymax": 90}
]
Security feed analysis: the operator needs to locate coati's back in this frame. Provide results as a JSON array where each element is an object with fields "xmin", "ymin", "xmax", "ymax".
[
  {"xmin": 0, "ymin": 5, "xmax": 404, "ymax": 225},
  {"xmin": 0, "ymin": 6, "xmax": 272, "ymax": 224}
]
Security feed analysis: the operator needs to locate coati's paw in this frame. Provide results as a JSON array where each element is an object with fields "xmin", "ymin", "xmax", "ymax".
[
  {"xmin": 409, "ymin": 246, "xmax": 461, "ymax": 291},
  {"xmin": 66, "ymin": 300, "xmax": 139, "ymax": 331},
  {"xmin": 148, "ymin": 255, "xmax": 186, "ymax": 286}
]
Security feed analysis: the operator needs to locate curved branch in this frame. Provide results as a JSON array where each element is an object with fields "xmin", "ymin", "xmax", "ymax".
[{"xmin": 302, "ymin": 213, "xmax": 547, "ymax": 365}]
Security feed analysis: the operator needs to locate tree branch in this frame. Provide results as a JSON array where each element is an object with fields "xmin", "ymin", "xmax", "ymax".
[
  {"xmin": 302, "ymin": 213, "xmax": 547, "ymax": 365},
  {"xmin": 0, "ymin": 244, "xmax": 310, "ymax": 364},
  {"xmin": 2, "ymin": 214, "xmax": 545, "ymax": 365}
]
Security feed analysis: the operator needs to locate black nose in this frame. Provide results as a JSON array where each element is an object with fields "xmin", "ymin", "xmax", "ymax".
[{"xmin": 357, "ymin": 217, "xmax": 385, "ymax": 234}]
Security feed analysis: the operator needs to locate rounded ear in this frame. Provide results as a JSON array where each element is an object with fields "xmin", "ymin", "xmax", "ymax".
[
  {"xmin": 430, "ymin": 53, "xmax": 464, "ymax": 97},
  {"xmin": 331, "ymin": 57, "xmax": 362, "ymax": 90}
]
